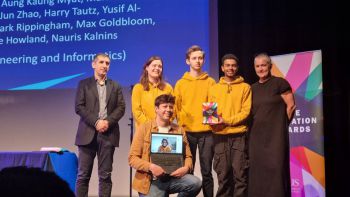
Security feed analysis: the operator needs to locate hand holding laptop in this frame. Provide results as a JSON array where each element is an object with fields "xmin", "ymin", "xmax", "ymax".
[
  {"xmin": 149, "ymin": 163, "xmax": 165, "ymax": 177},
  {"xmin": 150, "ymin": 133, "xmax": 184, "ymax": 175},
  {"xmin": 150, "ymin": 163, "xmax": 188, "ymax": 178},
  {"xmin": 170, "ymin": 166, "xmax": 189, "ymax": 178}
]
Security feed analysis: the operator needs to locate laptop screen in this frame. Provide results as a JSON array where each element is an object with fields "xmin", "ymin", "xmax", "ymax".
[{"xmin": 150, "ymin": 133, "xmax": 183, "ymax": 154}]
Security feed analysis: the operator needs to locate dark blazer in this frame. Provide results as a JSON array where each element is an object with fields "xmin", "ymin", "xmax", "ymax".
[{"xmin": 75, "ymin": 77, "xmax": 125, "ymax": 147}]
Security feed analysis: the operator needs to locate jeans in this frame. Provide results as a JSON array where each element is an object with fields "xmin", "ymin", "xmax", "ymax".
[{"xmin": 140, "ymin": 174, "xmax": 202, "ymax": 197}]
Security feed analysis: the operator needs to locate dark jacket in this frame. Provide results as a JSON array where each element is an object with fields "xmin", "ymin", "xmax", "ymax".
[{"xmin": 75, "ymin": 77, "xmax": 125, "ymax": 147}]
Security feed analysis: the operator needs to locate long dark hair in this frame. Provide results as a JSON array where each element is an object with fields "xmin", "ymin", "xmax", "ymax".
[{"xmin": 140, "ymin": 56, "xmax": 166, "ymax": 91}]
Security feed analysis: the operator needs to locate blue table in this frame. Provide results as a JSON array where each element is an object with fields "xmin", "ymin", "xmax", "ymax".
[{"xmin": 0, "ymin": 151, "xmax": 78, "ymax": 192}]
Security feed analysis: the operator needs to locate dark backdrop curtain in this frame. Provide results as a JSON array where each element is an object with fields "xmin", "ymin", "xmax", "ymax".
[{"xmin": 217, "ymin": 0, "xmax": 349, "ymax": 196}]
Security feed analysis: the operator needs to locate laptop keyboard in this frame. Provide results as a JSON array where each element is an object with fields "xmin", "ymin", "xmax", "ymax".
[{"xmin": 151, "ymin": 154, "xmax": 183, "ymax": 174}]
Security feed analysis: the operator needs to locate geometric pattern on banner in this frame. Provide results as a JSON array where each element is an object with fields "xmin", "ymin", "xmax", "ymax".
[
  {"xmin": 290, "ymin": 146, "xmax": 326, "ymax": 196},
  {"xmin": 271, "ymin": 50, "xmax": 322, "ymax": 100},
  {"xmin": 291, "ymin": 146, "xmax": 325, "ymax": 187},
  {"xmin": 302, "ymin": 169, "xmax": 325, "ymax": 197},
  {"xmin": 290, "ymin": 153, "xmax": 305, "ymax": 197},
  {"xmin": 305, "ymin": 63, "xmax": 322, "ymax": 101},
  {"xmin": 271, "ymin": 50, "xmax": 324, "ymax": 197},
  {"xmin": 285, "ymin": 52, "xmax": 313, "ymax": 92}
]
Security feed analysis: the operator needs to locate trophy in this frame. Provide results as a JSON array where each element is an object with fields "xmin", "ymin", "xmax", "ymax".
[{"xmin": 202, "ymin": 102, "xmax": 219, "ymax": 124}]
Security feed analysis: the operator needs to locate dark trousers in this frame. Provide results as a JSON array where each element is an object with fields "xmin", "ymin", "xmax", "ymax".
[
  {"xmin": 186, "ymin": 131, "xmax": 214, "ymax": 197},
  {"xmin": 75, "ymin": 133, "xmax": 115, "ymax": 197},
  {"xmin": 213, "ymin": 133, "xmax": 248, "ymax": 197}
]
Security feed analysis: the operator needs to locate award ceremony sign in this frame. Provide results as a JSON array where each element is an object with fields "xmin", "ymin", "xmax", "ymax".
[{"xmin": 271, "ymin": 50, "xmax": 325, "ymax": 197}]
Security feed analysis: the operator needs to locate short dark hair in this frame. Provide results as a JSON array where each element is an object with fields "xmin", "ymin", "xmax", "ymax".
[
  {"xmin": 155, "ymin": 94, "xmax": 175, "ymax": 107},
  {"xmin": 93, "ymin": 53, "xmax": 110, "ymax": 62},
  {"xmin": 221, "ymin": 54, "xmax": 239, "ymax": 65}
]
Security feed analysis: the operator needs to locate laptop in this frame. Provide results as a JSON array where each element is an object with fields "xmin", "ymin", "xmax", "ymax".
[{"xmin": 150, "ymin": 133, "xmax": 184, "ymax": 174}]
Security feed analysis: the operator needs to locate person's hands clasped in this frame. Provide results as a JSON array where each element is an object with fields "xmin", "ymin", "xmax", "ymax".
[
  {"xmin": 170, "ymin": 166, "xmax": 189, "ymax": 178},
  {"xmin": 96, "ymin": 120, "xmax": 109, "ymax": 133}
]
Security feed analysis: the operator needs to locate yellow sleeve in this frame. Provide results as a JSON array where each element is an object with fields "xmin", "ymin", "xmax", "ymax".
[
  {"xmin": 226, "ymin": 85, "xmax": 252, "ymax": 126},
  {"xmin": 166, "ymin": 83, "xmax": 174, "ymax": 95},
  {"xmin": 174, "ymin": 81, "xmax": 185, "ymax": 126},
  {"xmin": 207, "ymin": 78, "xmax": 217, "ymax": 102},
  {"xmin": 131, "ymin": 84, "xmax": 149, "ymax": 125},
  {"xmin": 208, "ymin": 85, "xmax": 216, "ymax": 103},
  {"xmin": 210, "ymin": 78, "xmax": 216, "ymax": 86},
  {"xmin": 165, "ymin": 84, "xmax": 177, "ymax": 121}
]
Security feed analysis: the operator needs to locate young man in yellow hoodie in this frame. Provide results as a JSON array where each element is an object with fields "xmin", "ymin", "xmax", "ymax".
[
  {"xmin": 209, "ymin": 54, "xmax": 251, "ymax": 197},
  {"xmin": 174, "ymin": 45, "xmax": 216, "ymax": 197}
]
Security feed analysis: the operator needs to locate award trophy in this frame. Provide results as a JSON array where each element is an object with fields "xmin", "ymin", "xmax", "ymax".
[{"xmin": 202, "ymin": 102, "xmax": 219, "ymax": 124}]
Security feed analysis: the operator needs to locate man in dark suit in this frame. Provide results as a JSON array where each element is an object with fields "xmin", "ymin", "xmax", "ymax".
[{"xmin": 75, "ymin": 53, "xmax": 125, "ymax": 197}]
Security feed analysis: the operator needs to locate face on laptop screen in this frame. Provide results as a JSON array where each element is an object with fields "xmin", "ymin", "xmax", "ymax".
[{"xmin": 150, "ymin": 133, "xmax": 183, "ymax": 154}]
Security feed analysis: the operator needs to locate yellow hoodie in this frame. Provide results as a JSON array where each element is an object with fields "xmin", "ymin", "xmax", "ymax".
[
  {"xmin": 174, "ymin": 72, "xmax": 216, "ymax": 132},
  {"xmin": 132, "ymin": 82, "xmax": 173, "ymax": 127},
  {"xmin": 209, "ymin": 76, "xmax": 251, "ymax": 135}
]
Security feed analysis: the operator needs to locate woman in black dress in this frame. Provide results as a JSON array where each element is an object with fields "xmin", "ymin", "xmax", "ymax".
[{"xmin": 248, "ymin": 53, "xmax": 296, "ymax": 197}]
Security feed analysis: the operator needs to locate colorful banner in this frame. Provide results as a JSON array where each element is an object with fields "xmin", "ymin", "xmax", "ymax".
[{"xmin": 271, "ymin": 50, "xmax": 325, "ymax": 197}]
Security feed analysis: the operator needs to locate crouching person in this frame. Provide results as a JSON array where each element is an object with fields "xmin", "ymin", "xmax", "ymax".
[{"xmin": 129, "ymin": 94, "xmax": 202, "ymax": 197}]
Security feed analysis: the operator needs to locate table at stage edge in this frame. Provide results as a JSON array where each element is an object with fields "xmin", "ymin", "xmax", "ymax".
[{"xmin": 0, "ymin": 151, "xmax": 78, "ymax": 192}]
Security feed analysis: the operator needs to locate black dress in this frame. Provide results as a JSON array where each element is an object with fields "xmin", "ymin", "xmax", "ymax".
[{"xmin": 248, "ymin": 76, "xmax": 292, "ymax": 197}]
